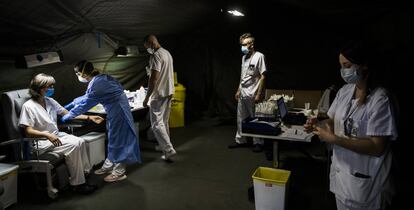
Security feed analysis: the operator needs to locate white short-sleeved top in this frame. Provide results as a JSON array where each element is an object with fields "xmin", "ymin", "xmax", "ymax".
[
  {"xmin": 148, "ymin": 47, "xmax": 175, "ymax": 98},
  {"xmin": 239, "ymin": 51, "xmax": 266, "ymax": 98},
  {"xmin": 328, "ymin": 84, "xmax": 398, "ymax": 142},
  {"xmin": 327, "ymin": 84, "xmax": 398, "ymax": 208},
  {"xmin": 19, "ymin": 97, "xmax": 65, "ymax": 137}
]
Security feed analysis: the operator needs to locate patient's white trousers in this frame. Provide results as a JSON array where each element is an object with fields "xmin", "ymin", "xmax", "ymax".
[{"xmin": 48, "ymin": 134, "xmax": 92, "ymax": 186}]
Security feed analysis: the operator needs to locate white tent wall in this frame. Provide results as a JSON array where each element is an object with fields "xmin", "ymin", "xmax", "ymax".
[
  {"xmin": 0, "ymin": 32, "xmax": 148, "ymax": 140},
  {"xmin": 0, "ymin": 32, "xmax": 147, "ymax": 97}
]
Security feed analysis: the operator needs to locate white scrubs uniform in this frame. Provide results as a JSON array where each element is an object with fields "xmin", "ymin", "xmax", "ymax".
[
  {"xmin": 19, "ymin": 98, "xmax": 92, "ymax": 186},
  {"xmin": 235, "ymin": 51, "xmax": 267, "ymax": 145},
  {"xmin": 148, "ymin": 47, "xmax": 175, "ymax": 152},
  {"xmin": 327, "ymin": 84, "xmax": 398, "ymax": 210}
]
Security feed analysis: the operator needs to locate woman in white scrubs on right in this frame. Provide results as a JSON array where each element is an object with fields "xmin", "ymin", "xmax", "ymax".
[{"xmin": 305, "ymin": 42, "xmax": 398, "ymax": 210}]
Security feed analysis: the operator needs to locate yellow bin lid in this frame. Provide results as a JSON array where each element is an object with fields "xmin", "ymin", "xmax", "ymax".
[
  {"xmin": 252, "ymin": 167, "xmax": 290, "ymax": 186},
  {"xmin": 175, "ymin": 83, "xmax": 186, "ymax": 91}
]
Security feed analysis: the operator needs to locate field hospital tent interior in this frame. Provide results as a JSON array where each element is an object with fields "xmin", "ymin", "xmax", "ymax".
[{"xmin": 0, "ymin": 0, "xmax": 411, "ymax": 209}]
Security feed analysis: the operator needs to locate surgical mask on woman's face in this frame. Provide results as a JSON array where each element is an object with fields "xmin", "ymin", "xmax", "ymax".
[
  {"xmin": 241, "ymin": 46, "xmax": 249, "ymax": 54},
  {"xmin": 45, "ymin": 88, "xmax": 54, "ymax": 97},
  {"xmin": 77, "ymin": 75, "xmax": 88, "ymax": 83},
  {"xmin": 340, "ymin": 65, "xmax": 361, "ymax": 84},
  {"xmin": 146, "ymin": 48, "xmax": 155, "ymax": 54}
]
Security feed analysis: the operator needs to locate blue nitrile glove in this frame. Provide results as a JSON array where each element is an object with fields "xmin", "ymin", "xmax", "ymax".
[
  {"xmin": 61, "ymin": 114, "xmax": 71, "ymax": 123},
  {"xmin": 64, "ymin": 101, "xmax": 75, "ymax": 110}
]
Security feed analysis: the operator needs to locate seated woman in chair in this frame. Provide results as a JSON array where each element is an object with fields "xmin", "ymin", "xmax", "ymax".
[{"xmin": 18, "ymin": 73, "xmax": 104, "ymax": 194}]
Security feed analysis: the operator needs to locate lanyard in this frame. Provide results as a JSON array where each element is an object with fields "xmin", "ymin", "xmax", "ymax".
[
  {"xmin": 244, "ymin": 52, "xmax": 256, "ymax": 67},
  {"xmin": 343, "ymin": 99, "xmax": 359, "ymax": 136},
  {"xmin": 344, "ymin": 99, "xmax": 358, "ymax": 121}
]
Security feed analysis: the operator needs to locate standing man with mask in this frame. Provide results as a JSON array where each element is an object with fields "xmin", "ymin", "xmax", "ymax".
[
  {"xmin": 228, "ymin": 33, "xmax": 267, "ymax": 152},
  {"xmin": 143, "ymin": 34, "xmax": 177, "ymax": 160}
]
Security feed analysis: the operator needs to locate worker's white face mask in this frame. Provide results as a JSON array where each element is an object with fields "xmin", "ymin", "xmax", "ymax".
[
  {"xmin": 77, "ymin": 75, "xmax": 88, "ymax": 83},
  {"xmin": 340, "ymin": 65, "xmax": 361, "ymax": 84},
  {"xmin": 241, "ymin": 46, "xmax": 249, "ymax": 54},
  {"xmin": 146, "ymin": 48, "xmax": 155, "ymax": 54}
]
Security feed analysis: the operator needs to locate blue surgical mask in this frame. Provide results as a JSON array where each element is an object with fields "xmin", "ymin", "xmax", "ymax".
[
  {"xmin": 340, "ymin": 65, "xmax": 361, "ymax": 84},
  {"xmin": 241, "ymin": 46, "xmax": 249, "ymax": 54},
  {"xmin": 45, "ymin": 88, "xmax": 54, "ymax": 97}
]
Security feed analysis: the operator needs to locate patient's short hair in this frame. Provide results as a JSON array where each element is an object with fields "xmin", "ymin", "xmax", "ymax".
[{"xmin": 29, "ymin": 73, "xmax": 55, "ymax": 100}]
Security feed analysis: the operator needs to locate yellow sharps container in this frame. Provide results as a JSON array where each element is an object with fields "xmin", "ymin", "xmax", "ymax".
[{"xmin": 169, "ymin": 72, "xmax": 185, "ymax": 127}]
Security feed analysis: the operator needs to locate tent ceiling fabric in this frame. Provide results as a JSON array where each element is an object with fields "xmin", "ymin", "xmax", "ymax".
[{"xmin": 0, "ymin": 0, "xmax": 220, "ymax": 56}]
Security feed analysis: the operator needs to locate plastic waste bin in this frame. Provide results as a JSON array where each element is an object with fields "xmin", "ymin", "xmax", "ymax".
[{"xmin": 252, "ymin": 167, "xmax": 290, "ymax": 210}]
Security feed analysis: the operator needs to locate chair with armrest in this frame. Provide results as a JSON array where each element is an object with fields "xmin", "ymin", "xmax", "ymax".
[{"xmin": 0, "ymin": 89, "xmax": 68, "ymax": 199}]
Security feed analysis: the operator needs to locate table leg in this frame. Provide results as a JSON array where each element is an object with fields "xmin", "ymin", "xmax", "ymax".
[{"xmin": 273, "ymin": 141, "xmax": 279, "ymax": 168}]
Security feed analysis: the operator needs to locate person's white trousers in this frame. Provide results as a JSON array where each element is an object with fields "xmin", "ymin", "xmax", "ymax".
[
  {"xmin": 52, "ymin": 134, "xmax": 92, "ymax": 186},
  {"xmin": 235, "ymin": 97, "xmax": 263, "ymax": 145},
  {"xmin": 150, "ymin": 95, "xmax": 174, "ymax": 152}
]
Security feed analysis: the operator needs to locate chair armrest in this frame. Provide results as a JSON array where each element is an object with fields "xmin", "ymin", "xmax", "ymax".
[
  {"xmin": 58, "ymin": 119, "xmax": 91, "ymax": 134},
  {"xmin": 0, "ymin": 137, "xmax": 48, "ymax": 161},
  {"xmin": 60, "ymin": 119, "xmax": 89, "ymax": 127},
  {"xmin": 0, "ymin": 137, "xmax": 48, "ymax": 146}
]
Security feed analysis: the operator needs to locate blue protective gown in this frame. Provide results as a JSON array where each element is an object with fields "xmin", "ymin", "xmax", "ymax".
[{"xmin": 65, "ymin": 74, "xmax": 141, "ymax": 164}]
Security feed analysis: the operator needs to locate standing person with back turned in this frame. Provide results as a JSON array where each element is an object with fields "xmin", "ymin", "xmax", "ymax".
[
  {"xmin": 142, "ymin": 34, "xmax": 177, "ymax": 161},
  {"xmin": 228, "ymin": 33, "xmax": 267, "ymax": 152},
  {"xmin": 304, "ymin": 42, "xmax": 398, "ymax": 210},
  {"xmin": 62, "ymin": 60, "xmax": 141, "ymax": 182}
]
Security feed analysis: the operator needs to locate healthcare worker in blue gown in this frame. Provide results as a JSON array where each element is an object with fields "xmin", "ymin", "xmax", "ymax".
[{"xmin": 62, "ymin": 60, "xmax": 141, "ymax": 183}]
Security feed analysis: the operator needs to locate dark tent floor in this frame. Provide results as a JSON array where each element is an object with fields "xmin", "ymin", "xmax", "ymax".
[{"xmin": 9, "ymin": 117, "xmax": 344, "ymax": 210}]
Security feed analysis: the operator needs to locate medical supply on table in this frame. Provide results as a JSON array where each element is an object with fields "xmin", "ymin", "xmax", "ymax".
[
  {"xmin": 124, "ymin": 86, "xmax": 147, "ymax": 108},
  {"xmin": 255, "ymin": 101, "xmax": 277, "ymax": 117},
  {"xmin": 268, "ymin": 94, "xmax": 294, "ymax": 110}
]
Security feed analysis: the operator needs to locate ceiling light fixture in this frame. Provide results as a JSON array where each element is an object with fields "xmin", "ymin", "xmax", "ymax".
[
  {"xmin": 15, "ymin": 51, "xmax": 63, "ymax": 68},
  {"xmin": 227, "ymin": 10, "xmax": 244, "ymax": 16}
]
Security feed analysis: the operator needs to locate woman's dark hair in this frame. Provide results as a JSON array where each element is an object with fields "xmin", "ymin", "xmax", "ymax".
[
  {"xmin": 339, "ymin": 41, "xmax": 368, "ymax": 66},
  {"xmin": 75, "ymin": 60, "xmax": 99, "ymax": 77},
  {"xmin": 29, "ymin": 73, "xmax": 55, "ymax": 100}
]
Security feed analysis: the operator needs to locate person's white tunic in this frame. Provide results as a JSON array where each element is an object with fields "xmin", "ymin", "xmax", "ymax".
[
  {"xmin": 19, "ymin": 97, "xmax": 91, "ymax": 186},
  {"xmin": 239, "ymin": 51, "xmax": 266, "ymax": 98},
  {"xmin": 327, "ymin": 84, "xmax": 398, "ymax": 209},
  {"xmin": 149, "ymin": 47, "xmax": 175, "ymax": 98},
  {"xmin": 235, "ymin": 52, "xmax": 267, "ymax": 145},
  {"xmin": 148, "ymin": 47, "xmax": 175, "ymax": 151}
]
